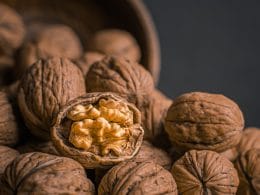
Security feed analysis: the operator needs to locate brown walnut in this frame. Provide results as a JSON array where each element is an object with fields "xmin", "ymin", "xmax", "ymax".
[
  {"xmin": 171, "ymin": 150, "xmax": 239, "ymax": 195},
  {"xmin": 235, "ymin": 148, "xmax": 260, "ymax": 195},
  {"xmin": 1, "ymin": 152, "xmax": 95, "ymax": 194},
  {"xmin": 165, "ymin": 92, "xmax": 244, "ymax": 152},
  {"xmin": 0, "ymin": 3, "xmax": 25, "ymax": 56},
  {"xmin": 18, "ymin": 57, "xmax": 86, "ymax": 140},
  {"xmin": 51, "ymin": 92, "xmax": 144, "ymax": 169},
  {"xmin": 98, "ymin": 161, "xmax": 177, "ymax": 195},
  {"xmin": 88, "ymin": 29, "xmax": 141, "ymax": 62},
  {"xmin": 0, "ymin": 146, "xmax": 19, "ymax": 176}
]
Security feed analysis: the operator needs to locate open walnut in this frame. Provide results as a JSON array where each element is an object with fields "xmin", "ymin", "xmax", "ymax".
[
  {"xmin": 98, "ymin": 161, "xmax": 177, "ymax": 195},
  {"xmin": 18, "ymin": 57, "xmax": 86, "ymax": 140},
  {"xmin": 1, "ymin": 152, "xmax": 95, "ymax": 194},
  {"xmin": 171, "ymin": 150, "xmax": 239, "ymax": 194},
  {"xmin": 0, "ymin": 3, "xmax": 25, "ymax": 56},
  {"xmin": 0, "ymin": 146, "xmax": 19, "ymax": 176},
  {"xmin": 165, "ymin": 92, "xmax": 244, "ymax": 152},
  {"xmin": 51, "ymin": 92, "xmax": 144, "ymax": 168},
  {"xmin": 88, "ymin": 29, "xmax": 141, "ymax": 62},
  {"xmin": 235, "ymin": 148, "xmax": 260, "ymax": 195}
]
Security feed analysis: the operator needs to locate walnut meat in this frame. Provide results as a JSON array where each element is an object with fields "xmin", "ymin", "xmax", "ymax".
[
  {"xmin": 88, "ymin": 29, "xmax": 141, "ymax": 62},
  {"xmin": 171, "ymin": 150, "xmax": 239, "ymax": 195},
  {"xmin": 18, "ymin": 57, "xmax": 86, "ymax": 140},
  {"xmin": 1, "ymin": 152, "xmax": 95, "ymax": 194},
  {"xmin": 98, "ymin": 161, "xmax": 177, "ymax": 195},
  {"xmin": 51, "ymin": 92, "xmax": 144, "ymax": 168},
  {"xmin": 235, "ymin": 148, "xmax": 260, "ymax": 195},
  {"xmin": 17, "ymin": 24, "xmax": 83, "ymax": 78},
  {"xmin": 0, "ymin": 146, "xmax": 19, "ymax": 176},
  {"xmin": 0, "ymin": 3, "xmax": 25, "ymax": 55},
  {"xmin": 165, "ymin": 92, "xmax": 244, "ymax": 152}
]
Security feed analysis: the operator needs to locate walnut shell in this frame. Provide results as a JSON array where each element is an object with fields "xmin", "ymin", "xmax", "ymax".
[
  {"xmin": 17, "ymin": 24, "xmax": 83, "ymax": 78},
  {"xmin": 0, "ymin": 91, "xmax": 20, "ymax": 146},
  {"xmin": 18, "ymin": 57, "xmax": 86, "ymax": 140},
  {"xmin": 88, "ymin": 29, "xmax": 141, "ymax": 62},
  {"xmin": 1, "ymin": 152, "xmax": 95, "ymax": 194},
  {"xmin": 98, "ymin": 161, "xmax": 177, "ymax": 195},
  {"xmin": 165, "ymin": 92, "xmax": 244, "ymax": 152},
  {"xmin": 0, "ymin": 146, "xmax": 19, "ymax": 176},
  {"xmin": 0, "ymin": 3, "xmax": 25, "ymax": 55},
  {"xmin": 171, "ymin": 150, "xmax": 239, "ymax": 194},
  {"xmin": 51, "ymin": 92, "xmax": 144, "ymax": 169},
  {"xmin": 235, "ymin": 148, "xmax": 260, "ymax": 195}
]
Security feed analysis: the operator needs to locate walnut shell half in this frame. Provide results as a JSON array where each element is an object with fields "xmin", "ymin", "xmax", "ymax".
[{"xmin": 51, "ymin": 92, "xmax": 144, "ymax": 169}]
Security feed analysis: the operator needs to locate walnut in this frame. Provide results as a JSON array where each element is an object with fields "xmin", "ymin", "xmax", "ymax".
[
  {"xmin": 0, "ymin": 146, "xmax": 19, "ymax": 176},
  {"xmin": 171, "ymin": 150, "xmax": 239, "ymax": 194},
  {"xmin": 51, "ymin": 92, "xmax": 144, "ymax": 168},
  {"xmin": 98, "ymin": 161, "xmax": 177, "ymax": 195},
  {"xmin": 0, "ymin": 3, "xmax": 25, "ymax": 56},
  {"xmin": 18, "ymin": 57, "xmax": 86, "ymax": 140},
  {"xmin": 235, "ymin": 148, "xmax": 260, "ymax": 195},
  {"xmin": 88, "ymin": 29, "xmax": 141, "ymax": 62},
  {"xmin": 165, "ymin": 92, "xmax": 244, "ymax": 152},
  {"xmin": 0, "ymin": 91, "xmax": 20, "ymax": 146},
  {"xmin": 1, "ymin": 152, "xmax": 95, "ymax": 194},
  {"xmin": 16, "ymin": 24, "xmax": 83, "ymax": 78}
]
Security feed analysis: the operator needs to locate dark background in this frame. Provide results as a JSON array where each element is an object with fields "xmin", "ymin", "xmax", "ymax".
[{"xmin": 143, "ymin": 0, "xmax": 260, "ymax": 127}]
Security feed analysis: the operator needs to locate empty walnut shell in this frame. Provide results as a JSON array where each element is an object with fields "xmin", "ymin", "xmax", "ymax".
[
  {"xmin": 235, "ymin": 148, "xmax": 260, "ymax": 195},
  {"xmin": 98, "ymin": 161, "xmax": 177, "ymax": 195},
  {"xmin": 165, "ymin": 92, "xmax": 244, "ymax": 152},
  {"xmin": 51, "ymin": 92, "xmax": 144, "ymax": 169},
  {"xmin": 18, "ymin": 57, "xmax": 86, "ymax": 140},
  {"xmin": 0, "ymin": 91, "xmax": 20, "ymax": 146},
  {"xmin": 171, "ymin": 150, "xmax": 239, "ymax": 194},
  {"xmin": 88, "ymin": 29, "xmax": 141, "ymax": 62},
  {"xmin": 1, "ymin": 152, "xmax": 95, "ymax": 194},
  {"xmin": 0, "ymin": 3, "xmax": 25, "ymax": 55},
  {"xmin": 0, "ymin": 146, "xmax": 19, "ymax": 176}
]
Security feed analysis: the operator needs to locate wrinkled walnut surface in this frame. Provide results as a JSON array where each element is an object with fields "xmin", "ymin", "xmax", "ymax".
[
  {"xmin": 165, "ymin": 92, "xmax": 244, "ymax": 152},
  {"xmin": 51, "ymin": 92, "xmax": 144, "ymax": 169},
  {"xmin": 235, "ymin": 148, "xmax": 260, "ymax": 195},
  {"xmin": 0, "ymin": 146, "xmax": 19, "ymax": 175},
  {"xmin": 18, "ymin": 57, "xmax": 86, "ymax": 140},
  {"xmin": 171, "ymin": 150, "xmax": 239, "ymax": 195},
  {"xmin": 98, "ymin": 161, "xmax": 177, "ymax": 195},
  {"xmin": 1, "ymin": 152, "xmax": 95, "ymax": 194},
  {"xmin": 88, "ymin": 29, "xmax": 141, "ymax": 62}
]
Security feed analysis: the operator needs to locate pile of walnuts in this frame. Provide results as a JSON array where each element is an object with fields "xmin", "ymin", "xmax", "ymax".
[{"xmin": 0, "ymin": 3, "xmax": 259, "ymax": 195}]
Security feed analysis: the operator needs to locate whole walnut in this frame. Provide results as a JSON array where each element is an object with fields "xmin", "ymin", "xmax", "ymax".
[
  {"xmin": 171, "ymin": 150, "xmax": 239, "ymax": 194},
  {"xmin": 235, "ymin": 148, "xmax": 260, "ymax": 195},
  {"xmin": 17, "ymin": 24, "xmax": 83, "ymax": 78},
  {"xmin": 88, "ymin": 29, "xmax": 141, "ymax": 62},
  {"xmin": 0, "ymin": 91, "xmax": 20, "ymax": 146},
  {"xmin": 51, "ymin": 92, "xmax": 144, "ymax": 169},
  {"xmin": 18, "ymin": 57, "xmax": 86, "ymax": 140},
  {"xmin": 1, "ymin": 152, "xmax": 95, "ymax": 194},
  {"xmin": 98, "ymin": 161, "xmax": 177, "ymax": 195},
  {"xmin": 165, "ymin": 92, "xmax": 244, "ymax": 152},
  {"xmin": 0, "ymin": 3, "xmax": 25, "ymax": 55},
  {"xmin": 0, "ymin": 146, "xmax": 19, "ymax": 176}
]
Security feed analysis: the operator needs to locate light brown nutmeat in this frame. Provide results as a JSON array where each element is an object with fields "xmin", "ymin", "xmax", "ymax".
[
  {"xmin": 98, "ymin": 161, "xmax": 178, "ymax": 195},
  {"xmin": 171, "ymin": 150, "xmax": 239, "ymax": 195},
  {"xmin": 0, "ymin": 146, "xmax": 19, "ymax": 175},
  {"xmin": 165, "ymin": 92, "xmax": 244, "ymax": 152}
]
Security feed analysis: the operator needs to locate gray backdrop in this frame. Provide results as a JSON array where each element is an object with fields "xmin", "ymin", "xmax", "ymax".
[{"xmin": 143, "ymin": 0, "xmax": 260, "ymax": 127}]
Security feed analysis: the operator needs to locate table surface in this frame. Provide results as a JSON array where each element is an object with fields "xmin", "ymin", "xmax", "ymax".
[{"xmin": 144, "ymin": 0, "xmax": 260, "ymax": 127}]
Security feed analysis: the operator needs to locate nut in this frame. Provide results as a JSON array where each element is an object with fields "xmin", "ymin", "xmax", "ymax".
[
  {"xmin": 88, "ymin": 29, "xmax": 141, "ymax": 62},
  {"xmin": 171, "ymin": 150, "xmax": 239, "ymax": 194},
  {"xmin": 165, "ymin": 92, "xmax": 244, "ymax": 152},
  {"xmin": 0, "ymin": 146, "xmax": 19, "ymax": 176},
  {"xmin": 18, "ymin": 57, "xmax": 86, "ymax": 140},
  {"xmin": 51, "ymin": 92, "xmax": 144, "ymax": 168},
  {"xmin": 235, "ymin": 148, "xmax": 260, "ymax": 194},
  {"xmin": 98, "ymin": 161, "xmax": 177, "ymax": 195},
  {"xmin": 1, "ymin": 152, "xmax": 95, "ymax": 194}
]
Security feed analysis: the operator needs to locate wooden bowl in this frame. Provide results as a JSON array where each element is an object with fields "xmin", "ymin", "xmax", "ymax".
[{"xmin": 0, "ymin": 0, "xmax": 160, "ymax": 84}]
